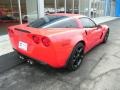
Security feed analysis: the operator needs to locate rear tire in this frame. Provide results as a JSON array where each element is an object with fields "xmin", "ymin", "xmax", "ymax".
[{"xmin": 66, "ymin": 42, "xmax": 84, "ymax": 71}]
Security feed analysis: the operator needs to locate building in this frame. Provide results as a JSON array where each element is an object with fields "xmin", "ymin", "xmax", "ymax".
[{"xmin": 0, "ymin": 0, "xmax": 118, "ymax": 24}]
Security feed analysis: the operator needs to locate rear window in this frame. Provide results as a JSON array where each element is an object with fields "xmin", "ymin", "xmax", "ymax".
[
  {"xmin": 44, "ymin": 18, "xmax": 78, "ymax": 28},
  {"xmin": 28, "ymin": 15, "xmax": 68, "ymax": 28}
]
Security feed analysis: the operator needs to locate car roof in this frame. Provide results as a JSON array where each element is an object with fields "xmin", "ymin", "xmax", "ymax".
[{"xmin": 49, "ymin": 13, "xmax": 87, "ymax": 19}]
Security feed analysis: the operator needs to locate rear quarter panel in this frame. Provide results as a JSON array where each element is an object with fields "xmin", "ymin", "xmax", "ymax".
[{"xmin": 49, "ymin": 28, "xmax": 85, "ymax": 67}]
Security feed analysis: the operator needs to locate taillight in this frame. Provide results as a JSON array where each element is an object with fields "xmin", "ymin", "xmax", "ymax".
[
  {"xmin": 27, "ymin": 34, "xmax": 41, "ymax": 44},
  {"xmin": 32, "ymin": 35, "xmax": 41, "ymax": 44},
  {"xmin": 41, "ymin": 37, "xmax": 50, "ymax": 47},
  {"xmin": 8, "ymin": 29, "xmax": 14, "ymax": 37},
  {"xmin": 28, "ymin": 34, "xmax": 50, "ymax": 46}
]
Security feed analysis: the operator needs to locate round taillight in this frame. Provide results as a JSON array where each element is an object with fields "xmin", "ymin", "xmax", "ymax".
[
  {"xmin": 32, "ymin": 35, "xmax": 41, "ymax": 44},
  {"xmin": 41, "ymin": 37, "xmax": 50, "ymax": 47}
]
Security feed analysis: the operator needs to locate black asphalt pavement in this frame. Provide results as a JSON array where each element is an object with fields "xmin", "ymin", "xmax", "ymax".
[{"xmin": 0, "ymin": 52, "xmax": 23, "ymax": 73}]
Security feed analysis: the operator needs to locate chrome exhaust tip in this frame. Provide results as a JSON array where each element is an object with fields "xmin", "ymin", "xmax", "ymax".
[
  {"xmin": 26, "ymin": 59, "xmax": 34, "ymax": 65},
  {"xmin": 19, "ymin": 55, "xmax": 25, "ymax": 60}
]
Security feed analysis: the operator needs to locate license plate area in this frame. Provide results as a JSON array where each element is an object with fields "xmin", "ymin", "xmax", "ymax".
[{"xmin": 18, "ymin": 41, "xmax": 28, "ymax": 51}]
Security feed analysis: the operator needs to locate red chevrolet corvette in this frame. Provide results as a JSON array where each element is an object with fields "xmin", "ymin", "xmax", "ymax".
[{"xmin": 8, "ymin": 13, "xmax": 109, "ymax": 71}]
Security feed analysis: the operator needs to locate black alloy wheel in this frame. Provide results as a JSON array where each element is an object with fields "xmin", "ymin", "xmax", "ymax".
[{"xmin": 66, "ymin": 42, "xmax": 84, "ymax": 71}]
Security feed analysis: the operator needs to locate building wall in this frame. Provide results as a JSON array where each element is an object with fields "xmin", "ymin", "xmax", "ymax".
[
  {"xmin": 0, "ymin": 0, "xmax": 118, "ymax": 24},
  {"xmin": 116, "ymin": 0, "xmax": 120, "ymax": 16},
  {"xmin": 26, "ymin": 0, "xmax": 38, "ymax": 22}
]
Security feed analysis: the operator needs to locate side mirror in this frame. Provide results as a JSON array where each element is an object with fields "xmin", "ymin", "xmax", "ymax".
[{"xmin": 97, "ymin": 25, "xmax": 102, "ymax": 28}]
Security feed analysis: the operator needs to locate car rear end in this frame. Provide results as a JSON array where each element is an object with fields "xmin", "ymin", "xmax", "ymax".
[
  {"xmin": 8, "ymin": 25, "xmax": 60, "ymax": 68},
  {"xmin": 8, "ymin": 14, "xmax": 78, "ymax": 68}
]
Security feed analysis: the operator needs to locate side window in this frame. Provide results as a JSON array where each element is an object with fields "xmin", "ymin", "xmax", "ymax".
[
  {"xmin": 65, "ymin": 19, "xmax": 78, "ymax": 28},
  {"xmin": 79, "ymin": 18, "xmax": 96, "ymax": 28},
  {"xmin": 45, "ymin": 18, "xmax": 78, "ymax": 28}
]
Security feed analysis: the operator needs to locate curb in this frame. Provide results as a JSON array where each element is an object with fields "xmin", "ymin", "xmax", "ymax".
[{"xmin": 0, "ymin": 35, "xmax": 9, "ymax": 42}]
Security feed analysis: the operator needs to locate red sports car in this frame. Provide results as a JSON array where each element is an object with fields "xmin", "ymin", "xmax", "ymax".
[{"xmin": 8, "ymin": 13, "xmax": 109, "ymax": 71}]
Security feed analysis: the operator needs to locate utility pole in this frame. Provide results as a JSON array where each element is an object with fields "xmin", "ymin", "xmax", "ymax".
[
  {"xmin": 55, "ymin": 0, "xmax": 57, "ymax": 13},
  {"xmin": 64, "ymin": 0, "xmax": 66, "ymax": 13},
  {"xmin": 18, "ymin": 0, "xmax": 22, "ymax": 24},
  {"xmin": 37, "ymin": 0, "xmax": 44, "ymax": 18}
]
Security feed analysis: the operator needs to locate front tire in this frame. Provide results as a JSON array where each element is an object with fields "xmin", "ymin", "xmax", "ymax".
[
  {"xmin": 66, "ymin": 43, "xmax": 84, "ymax": 71},
  {"xmin": 103, "ymin": 29, "xmax": 109, "ymax": 43}
]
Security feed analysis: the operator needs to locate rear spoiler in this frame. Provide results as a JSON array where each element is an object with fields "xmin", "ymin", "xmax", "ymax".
[{"xmin": 15, "ymin": 28, "xmax": 31, "ymax": 33}]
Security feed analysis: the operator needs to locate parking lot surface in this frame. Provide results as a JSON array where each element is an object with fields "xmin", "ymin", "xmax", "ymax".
[{"xmin": 0, "ymin": 19, "xmax": 120, "ymax": 90}]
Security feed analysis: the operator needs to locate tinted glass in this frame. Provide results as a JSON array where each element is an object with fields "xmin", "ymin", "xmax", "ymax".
[
  {"xmin": 44, "ymin": 18, "xmax": 78, "ymax": 28},
  {"xmin": 80, "ymin": 18, "xmax": 96, "ymax": 28},
  {"xmin": 28, "ymin": 15, "xmax": 68, "ymax": 28}
]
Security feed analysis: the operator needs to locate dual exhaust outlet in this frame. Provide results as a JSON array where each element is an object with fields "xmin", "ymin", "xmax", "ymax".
[{"xmin": 19, "ymin": 55, "xmax": 34, "ymax": 65}]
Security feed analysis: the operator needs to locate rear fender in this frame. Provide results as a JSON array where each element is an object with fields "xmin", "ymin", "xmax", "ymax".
[
  {"xmin": 71, "ymin": 35, "xmax": 84, "ymax": 45},
  {"xmin": 70, "ymin": 35, "xmax": 85, "ymax": 51},
  {"xmin": 49, "ymin": 32, "xmax": 85, "ymax": 67}
]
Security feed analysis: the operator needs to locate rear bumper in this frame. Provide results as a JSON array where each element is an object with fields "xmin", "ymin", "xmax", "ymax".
[
  {"xmin": 14, "ymin": 49, "xmax": 46, "ymax": 64},
  {"xmin": 13, "ymin": 48, "xmax": 64, "ymax": 68}
]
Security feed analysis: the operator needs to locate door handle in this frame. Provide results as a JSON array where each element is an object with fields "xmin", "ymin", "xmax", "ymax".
[{"xmin": 85, "ymin": 30, "xmax": 87, "ymax": 35}]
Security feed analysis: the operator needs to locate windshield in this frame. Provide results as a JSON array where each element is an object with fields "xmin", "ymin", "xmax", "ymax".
[{"xmin": 28, "ymin": 15, "xmax": 68, "ymax": 28}]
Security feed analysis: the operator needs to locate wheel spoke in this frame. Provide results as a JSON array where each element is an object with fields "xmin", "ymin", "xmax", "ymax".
[{"xmin": 72, "ymin": 46, "xmax": 84, "ymax": 68}]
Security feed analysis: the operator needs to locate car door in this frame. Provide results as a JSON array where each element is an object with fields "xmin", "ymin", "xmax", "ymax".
[
  {"xmin": 88, "ymin": 18, "xmax": 103, "ymax": 45},
  {"xmin": 79, "ymin": 18, "xmax": 102, "ymax": 51}
]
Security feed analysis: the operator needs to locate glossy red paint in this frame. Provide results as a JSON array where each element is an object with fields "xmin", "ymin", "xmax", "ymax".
[{"xmin": 8, "ymin": 13, "xmax": 109, "ymax": 68}]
